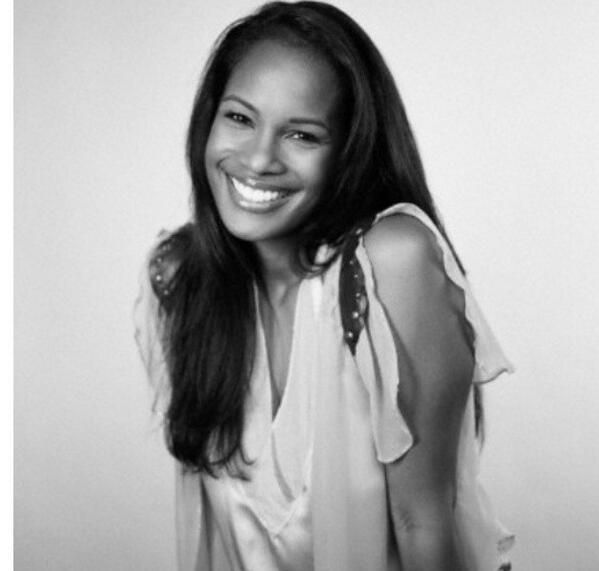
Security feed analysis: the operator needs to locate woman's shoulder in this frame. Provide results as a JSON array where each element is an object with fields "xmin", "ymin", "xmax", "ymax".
[
  {"xmin": 146, "ymin": 224, "xmax": 192, "ymax": 302},
  {"xmin": 362, "ymin": 205, "xmax": 444, "ymax": 284},
  {"xmin": 354, "ymin": 203, "xmax": 514, "ymax": 388}
]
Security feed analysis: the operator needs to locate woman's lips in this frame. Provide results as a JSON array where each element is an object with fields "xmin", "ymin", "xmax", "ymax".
[
  {"xmin": 226, "ymin": 173, "xmax": 296, "ymax": 211},
  {"xmin": 231, "ymin": 176, "xmax": 288, "ymax": 202}
]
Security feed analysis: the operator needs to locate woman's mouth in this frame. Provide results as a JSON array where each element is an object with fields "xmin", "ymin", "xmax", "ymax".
[{"xmin": 228, "ymin": 175, "xmax": 292, "ymax": 210}]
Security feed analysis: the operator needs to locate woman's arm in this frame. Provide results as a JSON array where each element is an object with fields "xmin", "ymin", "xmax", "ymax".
[{"xmin": 364, "ymin": 215, "xmax": 474, "ymax": 571}]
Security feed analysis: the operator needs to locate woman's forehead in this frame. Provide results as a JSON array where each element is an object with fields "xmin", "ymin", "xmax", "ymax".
[{"xmin": 223, "ymin": 40, "xmax": 341, "ymax": 119}]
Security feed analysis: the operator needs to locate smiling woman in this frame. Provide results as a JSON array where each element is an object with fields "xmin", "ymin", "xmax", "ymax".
[{"xmin": 134, "ymin": 2, "xmax": 514, "ymax": 570}]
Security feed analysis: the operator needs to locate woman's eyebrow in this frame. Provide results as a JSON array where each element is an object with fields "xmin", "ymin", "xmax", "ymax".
[
  {"xmin": 220, "ymin": 94, "xmax": 258, "ymax": 113},
  {"xmin": 288, "ymin": 117, "xmax": 330, "ymax": 133}
]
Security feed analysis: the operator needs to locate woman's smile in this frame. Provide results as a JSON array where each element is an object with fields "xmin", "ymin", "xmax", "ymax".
[{"xmin": 227, "ymin": 173, "xmax": 295, "ymax": 212}]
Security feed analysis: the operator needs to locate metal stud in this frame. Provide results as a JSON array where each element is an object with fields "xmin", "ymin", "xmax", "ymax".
[{"xmin": 357, "ymin": 296, "xmax": 367, "ymax": 313}]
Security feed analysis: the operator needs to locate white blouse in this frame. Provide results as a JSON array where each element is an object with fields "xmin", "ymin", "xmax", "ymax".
[{"xmin": 134, "ymin": 203, "xmax": 515, "ymax": 571}]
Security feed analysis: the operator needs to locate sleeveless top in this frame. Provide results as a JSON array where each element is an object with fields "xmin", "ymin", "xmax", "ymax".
[{"xmin": 134, "ymin": 203, "xmax": 515, "ymax": 571}]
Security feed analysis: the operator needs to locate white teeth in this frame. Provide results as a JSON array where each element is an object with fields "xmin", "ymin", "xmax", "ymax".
[{"xmin": 231, "ymin": 177, "xmax": 285, "ymax": 203}]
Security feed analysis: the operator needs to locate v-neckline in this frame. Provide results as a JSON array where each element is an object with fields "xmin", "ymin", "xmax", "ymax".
[{"xmin": 256, "ymin": 279, "xmax": 304, "ymax": 424}]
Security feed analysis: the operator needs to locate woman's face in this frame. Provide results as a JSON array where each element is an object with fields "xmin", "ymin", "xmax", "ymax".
[{"xmin": 204, "ymin": 40, "xmax": 343, "ymax": 248}]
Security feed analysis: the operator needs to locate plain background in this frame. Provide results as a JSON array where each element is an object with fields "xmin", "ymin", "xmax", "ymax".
[{"xmin": 14, "ymin": 0, "xmax": 599, "ymax": 569}]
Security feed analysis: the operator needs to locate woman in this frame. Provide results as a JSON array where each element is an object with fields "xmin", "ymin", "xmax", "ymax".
[{"xmin": 134, "ymin": 2, "xmax": 514, "ymax": 569}]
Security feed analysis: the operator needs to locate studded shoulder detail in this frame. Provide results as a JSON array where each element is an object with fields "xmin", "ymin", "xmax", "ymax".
[
  {"xmin": 149, "ymin": 233, "xmax": 181, "ymax": 303},
  {"xmin": 339, "ymin": 216, "xmax": 375, "ymax": 355}
]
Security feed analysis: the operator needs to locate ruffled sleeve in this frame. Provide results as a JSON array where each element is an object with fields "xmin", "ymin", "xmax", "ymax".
[
  {"xmin": 133, "ymin": 230, "xmax": 174, "ymax": 418},
  {"xmin": 352, "ymin": 202, "xmax": 514, "ymax": 463},
  {"xmin": 134, "ymin": 232, "xmax": 208, "ymax": 571}
]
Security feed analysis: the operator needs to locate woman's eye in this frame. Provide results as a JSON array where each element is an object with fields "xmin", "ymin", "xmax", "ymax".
[
  {"xmin": 289, "ymin": 131, "xmax": 320, "ymax": 145},
  {"xmin": 224, "ymin": 111, "xmax": 251, "ymax": 126}
]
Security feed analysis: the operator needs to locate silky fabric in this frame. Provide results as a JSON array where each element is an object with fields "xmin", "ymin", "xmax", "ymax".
[{"xmin": 134, "ymin": 203, "xmax": 515, "ymax": 570}]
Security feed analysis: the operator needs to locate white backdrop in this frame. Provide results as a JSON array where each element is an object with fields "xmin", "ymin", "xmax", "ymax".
[{"xmin": 15, "ymin": 0, "xmax": 599, "ymax": 569}]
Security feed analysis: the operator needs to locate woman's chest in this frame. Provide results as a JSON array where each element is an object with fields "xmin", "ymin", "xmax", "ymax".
[{"xmin": 259, "ymin": 298, "xmax": 297, "ymax": 416}]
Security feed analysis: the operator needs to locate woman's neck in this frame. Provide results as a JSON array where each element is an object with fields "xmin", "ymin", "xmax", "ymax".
[{"xmin": 254, "ymin": 238, "xmax": 303, "ymax": 307}]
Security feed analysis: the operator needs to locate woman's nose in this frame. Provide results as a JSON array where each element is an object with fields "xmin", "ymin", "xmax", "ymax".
[{"xmin": 240, "ymin": 130, "xmax": 285, "ymax": 175}]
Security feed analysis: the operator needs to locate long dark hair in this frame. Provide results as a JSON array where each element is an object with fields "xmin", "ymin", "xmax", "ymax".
[{"xmin": 157, "ymin": 1, "xmax": 472, "ymax": 474}]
